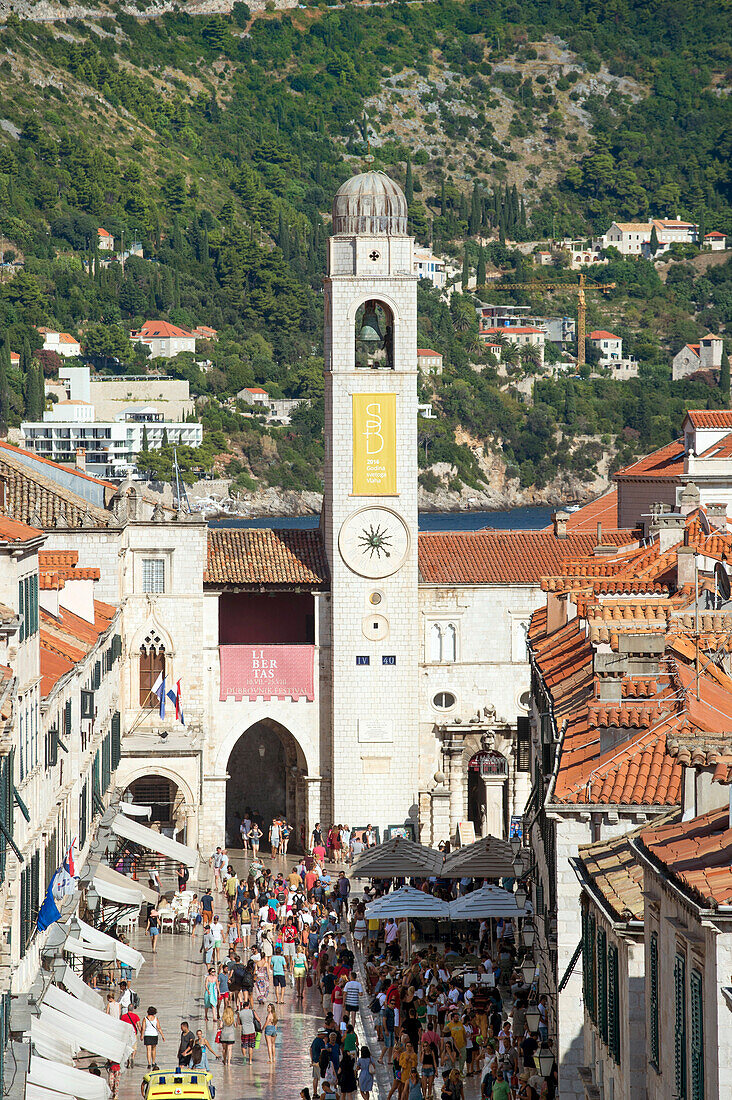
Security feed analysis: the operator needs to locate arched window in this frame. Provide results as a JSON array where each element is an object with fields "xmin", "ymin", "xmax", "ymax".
[
  {"xmin": 355, "ymin": 300, "xmax": 394, "ymax": 369},
  {"xmin": 139, "ymin": 629, "xmax": 165, "ymax": 708},
  {"xmin": 444, "ymin": 623, "xmax": 457, "ymax": 662},
  {"xmin": 430, "ymin": 623, "xmax": 443, "ymax": 662}
]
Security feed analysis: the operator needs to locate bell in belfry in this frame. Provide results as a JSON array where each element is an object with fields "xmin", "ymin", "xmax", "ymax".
[{"xmin": 355, "ymin": 299, "xmax": 393, "ymax": 369}]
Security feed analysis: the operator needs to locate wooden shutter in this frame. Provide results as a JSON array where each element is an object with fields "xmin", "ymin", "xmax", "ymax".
[
  {"xmin": 139, "ymin": 649, "xmax": 165, "ymax": 707},
  {"xmin": 674, "ymin": 954, "xmax": 687, "ymax": 1099},
  {"xmin": 608, "ymin": 944, "xmax": 620, "ymax": 1063},
  {"xmin": 650, "ymin": 933, "xmax": 660, "ymax": 1066},
  {"xmin": 516, "ymin": 717, "xmax": 530, "ymax": 771},
  {"xmin": 690, "ymin": 969, "xmax": 704, "ymax": 1100},
  {"xmin": 597, "ymin": 927, "xmax": 608, "ymax": 1043}
]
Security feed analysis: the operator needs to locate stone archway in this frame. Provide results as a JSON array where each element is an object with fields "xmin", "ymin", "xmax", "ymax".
[{"xmin": 225, "ymin": 719, "xmax": 308, "ymax": 852}]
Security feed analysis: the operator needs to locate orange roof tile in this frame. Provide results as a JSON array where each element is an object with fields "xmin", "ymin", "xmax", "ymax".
[
  {"xmin": 639, "ymin": 807, "xmax": 732, "ymax": 907},
  {"xmin": 205, "ymin": 528, "xmax": 329, "ymax": 588},
  {"xmin": 684, "ymin": 410, "xmax": 732, "ymax": 429},
  {"xmin": 555, "ymin": 731, "xmax": 682, "ymax": 806},
  {"xmin": 0, "ymin": 514, "xmax": 44, "ymax": 542},
  {"xmin": 578, "ymin": 827, "xmax": 651, "ymax": 921},
  {"xmin": 132, "ymin": 320, "xmax": 195, "ymax": 340},
  {"xmin": 613, "ymin": 438, "xmax": 685, "ymax": 480},
  {"xmin": 589, "ymin": 331, "xmax": 619, "ymax": 341},
  {"xmin": 418, "ymin": 530, "xmax": 633, "ymax": 585},
  {"xmin": 542, "ymin": 490, "xmax": 624, "ymax": 535},
  {"xmin": 698, "ymin": 432, "xmax": 732, "ymax": 459}
]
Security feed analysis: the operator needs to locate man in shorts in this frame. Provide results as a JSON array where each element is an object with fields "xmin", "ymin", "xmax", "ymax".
[
  {"xmin": 282, "ymin": 915, "xmax": 297, "ymax": 972},
  {"xmin": 311, "ymin": 1027, "xmax": 328, "ymax": 1098},
  {"xmin": 201, "ymin": 887, "xmax": 214, "ymax": 928}
]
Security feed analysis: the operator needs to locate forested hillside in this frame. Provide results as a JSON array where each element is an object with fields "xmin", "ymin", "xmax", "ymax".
[{"xmin": 0, "ymin": 0, "xmax": 729, "ymax": 503}]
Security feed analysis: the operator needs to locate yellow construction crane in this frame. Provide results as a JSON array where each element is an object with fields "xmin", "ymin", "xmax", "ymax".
[{"xmin": 488, "ymin": 272, "xmax": 617, "ymax": 367}]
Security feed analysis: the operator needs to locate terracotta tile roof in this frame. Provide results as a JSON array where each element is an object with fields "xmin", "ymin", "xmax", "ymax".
[
  {"xmin": 578, "ymin": 825, "xmax": 655, "ymax": 921},
  {"xmin": 542, "ymin": 490, "xmax": 624, "ymax": 535},
  {"xmin": 132, "ymin": 320, "xmax": 195, "ymax": 340},
  {"xmin": 0, "ymin": 443, "xmax": 114, "ymax": 528},
  {"xmin": 698, "ymin": 432, "xmax": 732, "ymax": 459},
  {"xmin": 0, "ymin": 441, "xmax": 117, "ymax": 491},
  {"xmin": 38, "ymin": 548, "xmax": 100, "ymax": 590},
  {"xmin": 705, "ymin": 232, "xmax": 726, "ymax": 238},
  {"xmin": 40, "ymin": 600, "xmax": 119, "ymax": 695},
  {"xmin": 39, "ymin": 643, "xmax": 74, "ymax": 696},
  {"xmin": 589, "ymin": 331, "xmax": 619, "ymax": 341},
  {"xmin": 0, "ymin": 514, "xmax": 44, "ymax": 543},
  {"xmin": 480, "ymin": 325, "xmax": 544, "ymax": 335},
  {"xmin": 418, "ymin": 530, "xmax": 633, "ymax": 585},
  {"xmin": 639, "ymin": 807, "xmax": 732, "ymax": 907},
  {"xmin": 613, "ymin": 438, "xmax": 685, "ymax": 480},
  {"xmin": 684, "ymin": 410, "xmax": 732, "ymax": 429},
  {"xmin": 417, "ymin": 349, "xmax": 441, "ymax": 356},
  {"xmin": 205, "ymin": 528, "xmax": 330, "ymax": 588},
  {"xmin": 39, "ymin": 550, "xmax": 78, "ymax": 568},
  {"xmin": 554, "ymin": 730, "xmax": 682, "ymax": 806}
]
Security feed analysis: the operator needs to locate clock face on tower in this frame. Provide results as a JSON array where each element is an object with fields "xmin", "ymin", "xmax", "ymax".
[{"xmin": 338, "ymin": 506, "xmax": 411, "ymax": 579}]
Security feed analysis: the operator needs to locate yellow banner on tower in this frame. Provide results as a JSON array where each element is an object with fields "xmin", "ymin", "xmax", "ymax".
[{"xmin": 352, "ymin": 393, "xmax": 397, "ymax": 495}]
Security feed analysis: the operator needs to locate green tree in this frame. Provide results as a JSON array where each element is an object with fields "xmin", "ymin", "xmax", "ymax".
[
  {"xmin": 720, "ymin": 352, "xmax": 730, "ymax": 403},
  {"xmin": 476, "ymin": 247, "xmax": 486, "ymax": 289},
  {"xmin": 405, "ymin": 156, "xmax": 413, "ymax": 206},
  {"xmin": 649, "ymin": 225, "xmax": 659, "ymax": 255}
]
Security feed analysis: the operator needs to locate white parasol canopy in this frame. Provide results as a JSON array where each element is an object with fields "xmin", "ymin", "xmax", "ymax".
[
  {"xmin": 364, "ymin": 886, "xmax": 450, "ymax": 919},
  {"xmin": 448, "ymin": 883, "xmax": 527, "ymax": 920},
  {"xmin": 440, "ymin": 835, "xmax": 515, "ymax": 879},
  {"xmin": 352, "ymin": 837, "xmax": 443, "ymax": 879},
  {"xmin": 27, "ymin": 1057, "xmax": 111, "ymax": 1100}
]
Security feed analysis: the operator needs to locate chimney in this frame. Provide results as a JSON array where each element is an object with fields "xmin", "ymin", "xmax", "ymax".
[
  {"xmin": 677, "ymin": 544, "xmax": 696, "ymax": 587},
  {"xmin": 679, "ymin": 482, "xmax": 701, "ymax": 516},
  {"xmin": 654, "ymin": 512, "xmax": 686, "ymax": 553},
  {"xmin": 596, "ymin": 522, "xmax": 602, "ymax": 544},
  {"xmin": 553, "ymin": 511, "xmax": 570, "ymax": 540},
  {"xmin": 0, "ymin": 474, "xmax": 5, "ymax": 510},
  {"xmin": 547, "ymin": 592, "xmax": 567, "ymax": 635},
  {"xmin": 75, "ymin": 448, "xmax": 86, "ymax": 473},
  {"xmin": 707, "ymin": 502, "xmax": 727, "ymax": 531}
]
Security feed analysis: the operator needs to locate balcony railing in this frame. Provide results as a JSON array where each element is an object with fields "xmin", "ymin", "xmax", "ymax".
[{"xmin": 218, "ymin": 644, "xmax": 315, "ymax": 702}]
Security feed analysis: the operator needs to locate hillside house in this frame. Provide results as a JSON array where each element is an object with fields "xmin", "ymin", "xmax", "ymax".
[
  {"xmin": 130, "ymin": 320, "xmax": 197, "ymax": 359},
  {"xmin": 672, "ymin": 334, "xmax": 723, "ymax": 380},
  {"xmin": 190, "ymin": 325, "xmax": 219, "ymax": 342},
  {"xmin": 704, "ymin": 231, "xmax": 727, "ymax": 251},
  {"xmin": 38, "ymin": 328, "xmax": 81, "ymax": 358},
  {"xmin": 97, "ymin": 227, "xmax": 114, "ymax": 251},
  {"xmin": 417, "ymin": 349, "xmax": 443, "ymax": 375},
  {"xmin": 237, "ymin": 387, "xmax": 270, "ymax": 409},
  {"xmin": 603, "ymin": 222, "xmax": 650, "ymax": 256},
  {"xmin": 413, "ymin": 248, "xmax": 447, "ymax": 289},
  {"xmin": 479, "ymin": 325, "xmax": 545, "ymax": 366}
]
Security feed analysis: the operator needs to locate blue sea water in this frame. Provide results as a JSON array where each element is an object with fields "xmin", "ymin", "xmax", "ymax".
[{"xmin": 208, "ymin": 505, "xmax": 554, "ymax": 531}]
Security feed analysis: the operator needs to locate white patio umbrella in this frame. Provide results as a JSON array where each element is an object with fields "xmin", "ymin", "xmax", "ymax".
[
  {"xmin": 364, "ymin": 886, "xmax": 450, "ymax": 961},
  {"xmin": 440, "ymin": 835, "xmax": 515, "ymax": 879},
  {"xmin": 448, "ymin": 884, "xmax": 527, "ymax": 920},
  {"xmin": 352, "ymin": 837, "xmax": 443, "ymax": 879}
]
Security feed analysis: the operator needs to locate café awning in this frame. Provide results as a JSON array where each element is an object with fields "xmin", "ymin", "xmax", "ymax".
[
  {"xmin": 26, "ymin": 1085, "xmax": 81, "ymax": 1100},
  {"xmin": 439, "ymin": 835, "xmax": 515, "ymax": 879},
  {"xmin": 92, "ymin": 875, "xmax": 143, "ymax": 908},
  {"xmin": 363, "ymin": 886, "xmax": 450, "ymax": 919},
  {"xmin": 448, "ymin": 883, "xmax": 527, "ymax": 920},
  {"xmin": 64, "ymin": 936, "xmax": 116, "ymax": 962},
  {"xmin": 59, "ymin": 963, "xmax": 104, "ymax": 1011},
  {"xmin": 119, "ymin": 802, "xmax": 152, "ymax": 818},
  {"xmin": 26, "ymin": 1057, "xmax": 111, "ymax": 1100},
  {"xmin": 110, "ymin": 814, "xmax": 198, "ymax": 868},
  {"xmin": 42, "ymin": 984, "xmax": 135, "ymax": 1048},
  {"xmin": 39, "ymin": 1003, "xmax": 132, "ymax": 1065},
  {"xmin": 74, "ymin": 917, "xmax": 145, "ymax": 970},
  {"xmin": 94, "ymin": 862, "xmax": 158, "ymax": 905},
  {"xmin": 30, "ymin": 1016, "xmax": 79, "ymax": 1065},
  {"xmin": 352, "ymin": 837, "xmax": 443, "ymax": 879}
]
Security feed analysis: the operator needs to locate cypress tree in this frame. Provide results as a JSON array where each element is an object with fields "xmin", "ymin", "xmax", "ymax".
[
  {"xmin": 476, "ymin": 247, "xmax": 486, "ymax": 289},
  {"xmin": 720, "ymin": 352, "xmax": 730, "ymax": 403},
  {"xmin": 405, "ymin": 156, "xmax": 413, "ymax": 206},
  {"xmin": 461, "ymin": 242, "xmax": 470, "ymax": 290},
  {"xmin": 649, "ymin": 225, "xmax": 659, "ymax": 255},
  {"xmin": 142, "ymin": 423, "xmax": 149, "ymax": 450},
  {"xmin": 162, "ymin": 427, "xmax": 169, "ymax": 447},
  {"xmin": 0, "ymin": 339, "xmax": 9, "ymax": 434}
]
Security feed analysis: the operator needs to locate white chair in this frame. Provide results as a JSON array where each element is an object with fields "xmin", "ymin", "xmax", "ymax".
[
  {"xmin": 160, "ymin": 910, "xmax": 175, "ymax": 933},
  {"xmin": 117, "ymin": 911, "xmax": 138, "ymax": 934}
]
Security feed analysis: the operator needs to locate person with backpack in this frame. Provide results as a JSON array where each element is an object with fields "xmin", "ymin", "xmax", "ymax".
[{"xmin": 336, "ymin": 872, "xmax": 351, "ymax": 920}]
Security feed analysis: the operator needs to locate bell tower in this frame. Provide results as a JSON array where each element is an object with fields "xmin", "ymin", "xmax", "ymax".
[{"xmin": 323, "ymin": 171, "xmax": 420, "ymax": 835}]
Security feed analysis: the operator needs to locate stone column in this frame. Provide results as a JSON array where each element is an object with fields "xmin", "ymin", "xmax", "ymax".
[
  {"xmin": 444, "ymin": 743, "xmax": 465, "ymax": 842},
  {"xmin": 200, "ymin": 773, "xmax": 228, "ymax": 857},
  {"xmin": 302, "ymin": 776, "xmax": 323, "ymax": 846},
  {"xmin": 482, "ymin": 775, "xmax": 507, "ymax": 838},
  {"xmin": 430, "ymin": 783, "xmax": 451, "ymax": 847}
]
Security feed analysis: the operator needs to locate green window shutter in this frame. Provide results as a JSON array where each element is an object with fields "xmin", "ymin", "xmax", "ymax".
[
  {"xmin": 111, "ymin": 712, "xmax": 121, "ymax": 770},
  {"xmin": 597, "ymin": 927, "xmax": 608, "ymax": 1043},
  {"xmin": 64, "ymin": 700, "xmax": 72, "ymax": 739},
  {"xmin": 674, "ymin": 954, "xmax": 687, "ymax": 1099},
  {"xmin": 31, "ymin": 574, "xmax": 38, "ymax": 634},
  {"xmin": 18, "ymin": 579, "xmax": 24, "ymax": 644},
  {"xmin": 650, "ymin": 933, "xmax": 660, "ymax": 1067},
  {"xmin": 608, "ymin": 944, "xmax": 620, "ymax": 1063},
  {"xmin": 581, "ymin": 907, "xmax": 588, "ymax": 1008},
  {"xmin": 588, "ymin": 912, "xmax": 597, "ymax": 1024},
  {"xmin": 690, "ymin": 969, "xmax": 704, "ymax": 1100}
]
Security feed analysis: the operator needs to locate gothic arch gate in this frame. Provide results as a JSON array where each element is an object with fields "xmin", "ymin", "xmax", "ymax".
[{"xmin": 225, "ymin": 719, "xmax": 308, "ymax": 852}]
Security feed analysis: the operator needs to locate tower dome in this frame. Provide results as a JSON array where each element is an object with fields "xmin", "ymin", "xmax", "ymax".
[{"xmin": 331, "ymin": 171, "xmax": 408, "ymax": 236}]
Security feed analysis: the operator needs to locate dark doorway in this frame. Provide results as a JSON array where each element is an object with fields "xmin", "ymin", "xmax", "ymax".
[
  {"xmin": 123, "ymin": 776, "xmax": 183, "ymax": 839},
  {"xmin": 225, "ymin": 720, "xmax": 307, "ymax": 851}
]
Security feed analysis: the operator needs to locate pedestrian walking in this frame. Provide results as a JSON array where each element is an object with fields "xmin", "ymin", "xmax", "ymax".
[
  {"xmin": 177, "ymin": 863, "xmax": 189, "ymax": 892},
  {"xmin": 250, "ymin": 823, "xmax": 263, "ymax": 855},
  {"xmin": 239, "ymin": 1002, "xmax": 260, "ymax": 1065},
  {"xmin": 142, "ymin": 1006, "xmax": 165, "ymax": 1070},
  {"xmin": 193, "ymin": 1030, "xmax": 217, "ymax": 1070},
  {"xmin": 210, "ymin": 915, "xmax": 224, "ymax": 964},
  {"xmin": 338, "ymin": 1050, "xmax": 358, "ymax": 1100},
  {"xmin": 177, "ymin": 1022, "xmax": 195, "ymax": 1068},
  {"xmin": 271, "ymin": 946, "xmax": 287, "ymax": 1005},
  {"xmin": 264, "ymin": 1003, "xmax": 278, "ymax": 1063},
  {"xmin": 204, "ymin": 968, "xmax": 218, "ymax": 1023},
  {"xmin": 146, "ymin": 909, "xmax": 160, "ymax": 953},
  {"xmin": 357, "ymin": 1046, "xmax": 375, "ymax": 1100},
  {"xmin": 219, "ymin": 1003, "xmax": 237, "ymax": 1066},
  {"xmin": 202, "ymin": 927, "xmax": 215, "ymax": 967}
]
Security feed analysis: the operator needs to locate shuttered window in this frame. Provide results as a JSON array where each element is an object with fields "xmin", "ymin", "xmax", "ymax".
[
  {"xmin": 597, "ymin": 927, "xmax": 608, "ymax": 1043},
  {"xmin": 649, "ymin": 932, "xmax": 660, "ymax": 1068},
  {"xmin": 516, "ymin": 717, "xmax": 531, "ymax": 771},
  {"xmin": 674, "ymin": 954, "xmax": 687, "ymax": 1100},
  {"xmin": 582, "ymin": 907, "xmax": 597, "ymax": 1025},
  {"xmin": 690, "ymin": 969, "xmax": 704, "ymax": 1100},
  {"xmin": 140, "ymin": 649, "xmax": 165, "ymax": 707},
  {"xmin": 608, "ymin": 944, "xmax": 620, "ymax": 1063},
  {"xmin": 111, "ymin": 712, "xmax": 121, "ymax": 770},
  {"xmin": 0, "ymin": 752, "xmax": 13, "ymax": 885},
  {"xmin": 142, "ymin": 558, "xmax": 165, "ymax": 593}
]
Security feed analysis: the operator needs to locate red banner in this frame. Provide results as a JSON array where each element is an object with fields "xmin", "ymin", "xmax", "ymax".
[{"xmin": 219, "ymin": 645, "xmax": 315, "ymax": 702}]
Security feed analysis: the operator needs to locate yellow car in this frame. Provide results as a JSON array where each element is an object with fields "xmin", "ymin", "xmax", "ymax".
[{"xmin": 141, "ymin": 1070, "xmax": 215, "ymax": 1100}]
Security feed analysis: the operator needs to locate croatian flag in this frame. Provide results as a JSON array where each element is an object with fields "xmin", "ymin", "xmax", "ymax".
[
  {"xmin": 166, "ymin": 679, "xmax": 185, "ymax": 726},
  {"xmin": 152, "ymin": 672, "xmax": 166, "ymax": 719},
  {"xmin": 37, "ymin": 840, "xmax": 78, "ymax": 931}
]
